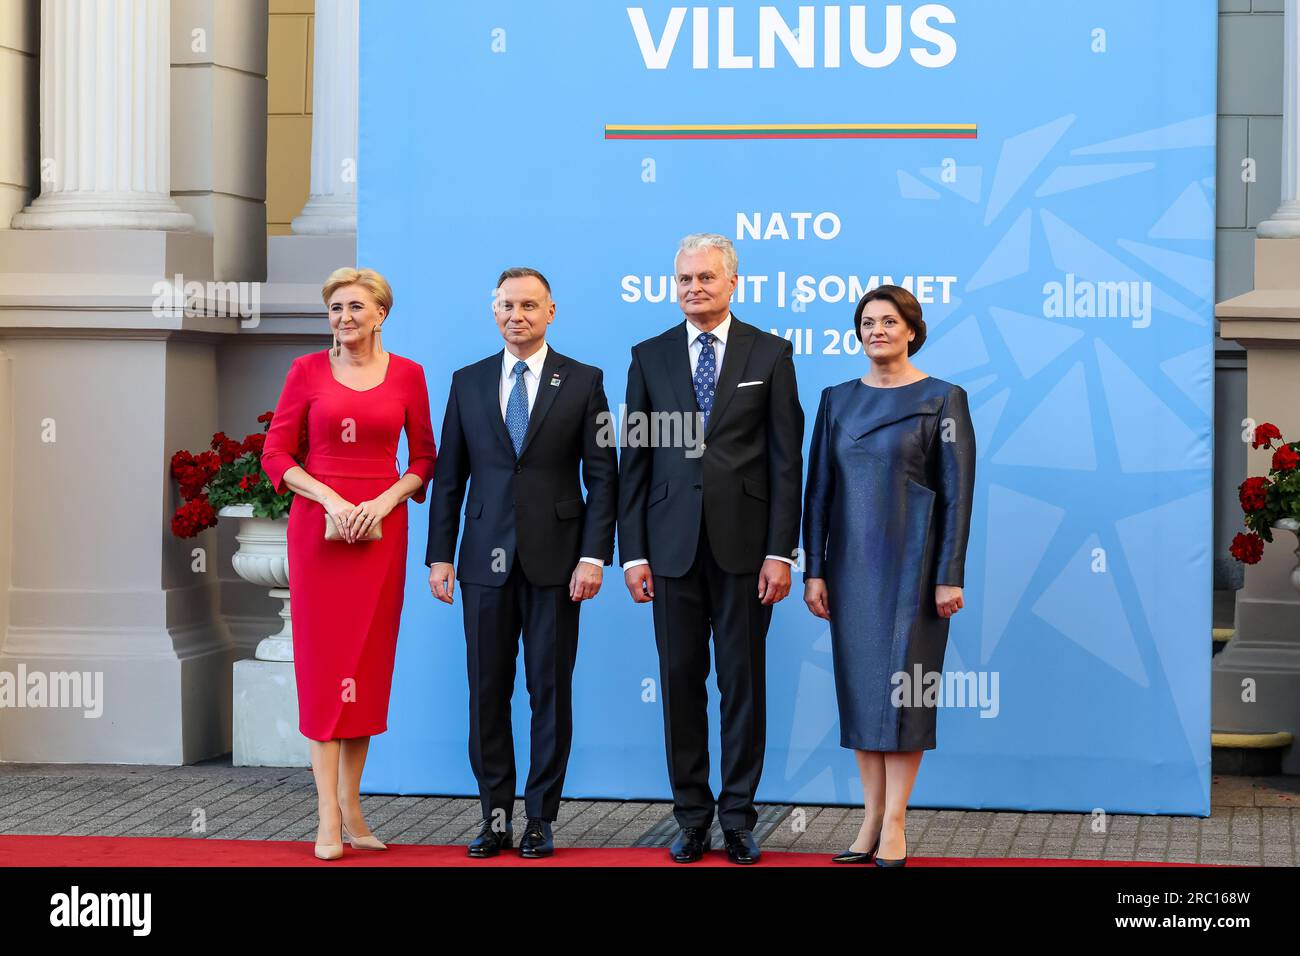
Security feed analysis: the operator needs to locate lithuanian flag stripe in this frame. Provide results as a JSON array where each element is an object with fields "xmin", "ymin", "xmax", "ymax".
[{"xmin": 604, "ymin": 123, "xmax": 977, "ymax": 140}]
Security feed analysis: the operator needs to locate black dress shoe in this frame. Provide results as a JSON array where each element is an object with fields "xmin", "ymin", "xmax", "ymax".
[
  {"xmin": 466, "ymin": 818, "xmax": 512, "ymax": 858},
  {"xmin": 668, "ymin": 826, "xmax": 709, "ymax": 863},
  {"xmin": 831, "ymin": 837, "xmax": 879, "ymax": 864},
  {"xmin": 722, "ymin": 828, "xmax": 761, "ymax": 864},
  {"xmin": 519, "ymin": 818, "xmax": 554, "ymax": 858}
]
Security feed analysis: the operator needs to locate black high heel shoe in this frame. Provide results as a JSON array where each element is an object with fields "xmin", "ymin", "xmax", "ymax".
[
  {"xmin": 873, "ymin": 842, "xmax": 908, "ymax": 867},
  {"xmin": 831, "ymin": 836, "xmax": 879, "ymax": 864}
]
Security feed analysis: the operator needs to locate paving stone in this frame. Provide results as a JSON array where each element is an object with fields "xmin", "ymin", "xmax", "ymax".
[
  {"xmin": 0, "ymin": 761, "xmax": 1296, "ymax": 863},
  {"xmin": 1133, "ymin": 849, "xmax": 1169, "ymax": 862}
]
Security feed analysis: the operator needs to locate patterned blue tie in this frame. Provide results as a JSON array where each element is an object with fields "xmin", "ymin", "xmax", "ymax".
[
  {"xmin": 506, "ymin": 359, "xmax": 530, "ymax": 456},
  {"xmin": 693, "ymin": 331, "xmax": 717, "ymax": 427}
]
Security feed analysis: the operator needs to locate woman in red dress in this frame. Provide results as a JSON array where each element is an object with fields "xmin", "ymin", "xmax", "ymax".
[{"xmin": 261, "ymin": 267, "xmax": 436, "ymax": 860}]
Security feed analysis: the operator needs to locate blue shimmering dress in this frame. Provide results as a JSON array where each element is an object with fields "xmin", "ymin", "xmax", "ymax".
[{"xmin": 802, "ymin": 376, "xmax": 976, "ymax": 751}]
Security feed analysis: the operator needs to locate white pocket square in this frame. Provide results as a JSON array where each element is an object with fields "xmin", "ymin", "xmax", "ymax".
[{"xmin": 737, "ymin": 381, "xmax": 764, "ymax": 388}]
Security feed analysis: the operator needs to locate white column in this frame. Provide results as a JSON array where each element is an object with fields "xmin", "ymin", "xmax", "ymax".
[
  {"xmin": 1259, "ymin": 0, "xmax": 1300, "ymax": 238},
  {"xmin": 10, "ymin": 0, "xmax": 194, "ymax": 231},
  {"xmin": 291, "ymin": 0, "xmax": 358, "ymax": 236}
]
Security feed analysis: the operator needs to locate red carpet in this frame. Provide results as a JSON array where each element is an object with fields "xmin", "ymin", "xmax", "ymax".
[{"xmin": 0, "ymin": 835, "xmax": 1205, "ymax": 867}]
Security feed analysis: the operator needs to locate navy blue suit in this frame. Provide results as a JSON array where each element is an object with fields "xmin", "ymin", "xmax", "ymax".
[
  {"xmin": 427, "ymin": 346, "xmax": 617, "ymax": 820},
  {"xmin": 618, "ymin": 316, "xmax": 804, "ymax": 831}
]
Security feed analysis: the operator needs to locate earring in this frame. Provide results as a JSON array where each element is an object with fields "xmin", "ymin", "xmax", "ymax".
[{"xmin": 331, "ymin": 332, "xmax": 340, "ymax": 356}]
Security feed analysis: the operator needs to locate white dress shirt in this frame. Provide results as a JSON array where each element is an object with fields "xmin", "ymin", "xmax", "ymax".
[
  {"xmin": 500, "ymin": 341, "xmax": 549, "ymax": 418},
  {"xmin": 623, "ymin": 313, "xmax": 794, "ymax": 573},
  {"xmin": 502, "ymin": 342, "xmax": 602, "ymax": 570},
  {"xmin": 688, "ymin": 312, "xmax": 731, "ymax": 379}
]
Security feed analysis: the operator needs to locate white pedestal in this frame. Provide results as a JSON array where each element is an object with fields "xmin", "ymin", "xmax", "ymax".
[
  {"xmin": 232, "ymin": 659, "xmax": 309, "ymax": 767},
  {"xmin": 1215, "ymin": 241, "xmax": 1300, "ymax": 775}
]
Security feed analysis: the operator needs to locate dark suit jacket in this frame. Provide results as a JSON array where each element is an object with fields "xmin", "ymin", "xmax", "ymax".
[
  {"xmin": 617, "ymin": 315, "xmax": 804, "ymax": 577},
  {"xmin": 425, "ymin": 346, "xmax": 618, "ymax": 588}
]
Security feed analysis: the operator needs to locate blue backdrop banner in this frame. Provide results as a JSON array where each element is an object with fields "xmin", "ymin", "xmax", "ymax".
[{"xmin": 358, "ymin": 0, "xmax": 1216, "ymax": 815}]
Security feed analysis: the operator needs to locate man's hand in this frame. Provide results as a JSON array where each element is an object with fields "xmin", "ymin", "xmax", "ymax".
[
  {"xmin": 569, "ymin": 562, "xmax": 602, "ymax": 602},
  {"xmin": 936, "ymin": 585, "xmax": 963, "ymax": 618},
  {"xmin": 804, "ymin": 578, "xmax": 830, "ymax": 620},
  {"xmin": 757, "ymin": 559, "xmax": 791, "ymax": 605},
  {"xmin": 624, "ymin": 564, "xmax": 654, "ymax": 603},
  {"xmin": 429, "ymin": 562, "xmax": 456, "ymax": 605}
]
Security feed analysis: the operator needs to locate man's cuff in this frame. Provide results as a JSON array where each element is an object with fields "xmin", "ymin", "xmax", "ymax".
[
  {"xmin": 579, "ymin": 557, "xmax": 604, "ymax": 568},
  {"xmin": 621, "ymin": 558, "xmax": 649, "ymax": 572},
  {"xmin": 764, "ymin": 554, "xmax": 795, "ymax": 566}
]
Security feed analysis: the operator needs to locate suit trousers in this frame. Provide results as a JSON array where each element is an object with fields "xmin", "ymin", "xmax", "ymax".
[
  {"xmin": 461, "ymin": 556, "xmax": 581, "ymax": 822},
  {"xmin": 652, "ymin": 520, "xmax": 773, "ymax": 831}
]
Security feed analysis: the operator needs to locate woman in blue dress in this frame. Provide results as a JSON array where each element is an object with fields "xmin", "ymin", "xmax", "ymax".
[{"xmin": 802, "ymin": 285, "xmax": 976, "ymax": 866}]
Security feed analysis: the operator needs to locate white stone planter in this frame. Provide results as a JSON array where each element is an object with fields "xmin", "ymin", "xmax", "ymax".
[
  {"xmin": 218, "ymin": 504, "xmax": 292, "ymax": 662},
  {"xmin": 1275, "ymin": 518, "xmax": 1300, "ymax": 595},
  {"xmin": 221, "ymin": 503, "xmax": 307, "ymax": 767}
]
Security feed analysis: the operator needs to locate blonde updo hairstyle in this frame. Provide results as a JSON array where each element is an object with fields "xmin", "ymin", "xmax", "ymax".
[
  {"xmin": 322, "ymin": 267, "xmax": 393, "ymax": 356},
  {"xmin": 322, "ymin": 267, "xmax": 393, "ymax": 315}
]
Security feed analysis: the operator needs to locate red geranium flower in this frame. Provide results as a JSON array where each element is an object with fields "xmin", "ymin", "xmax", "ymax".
[
  {"xmin": 170, "ymin": 449, "xmax": 195, "ymax": 476},
  {"xmin": 195, "ymin": 450, "xmax": 222, "ymax": 478},
  {"xmin": 171, "ymin": 495, "xmax": 218, "ymax": 539},
  {"xmin": 1230, "ymin": 532, "xmax": 1265, "ymax": 565},
  {"xmin": 215, "ymin": 437, "xmax": 243, "ymax": 465},
  {"xmin": 169, "ymin": 410, "xmax": 293, "ymax": 539},
  {"xmin": 176, "ymin": 468, "xmax": 206, "ymax": 500},
  {"xmin": 1272, "ymin": 443, "xmax": 1299, "ymax": 472},
  {"xmin": 1253, "ymin": 422, "xmax": 1282, "ymax": 449},
  {"xmin": 1238, "ymin": 476, "xmax": 1270, "ymax": 513},
  {"xmin": 171, "ymin": 449, "xmax": 214, "ymax": 499}
]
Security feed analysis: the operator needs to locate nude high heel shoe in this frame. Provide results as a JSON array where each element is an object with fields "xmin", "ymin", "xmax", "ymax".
[
  {"xmin": 314, "ymin": 842, "xmax": 343, "ymax": 861},
  {"xmin": 315, "ymin": 812, "xmax": 343, "ymax": 860},
  {"xmin": 342, "ymin": 822, "xmax": 387, "ymax": 851}
]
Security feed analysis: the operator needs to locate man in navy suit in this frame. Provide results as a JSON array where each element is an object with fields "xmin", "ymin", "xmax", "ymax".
[
  {"xmin": 618, "ymin": 234, "xmax": 804, "ymax": 864},
  {"xmin": 427, "ymin": 267, "xmax": 618, "ymax": 859}
]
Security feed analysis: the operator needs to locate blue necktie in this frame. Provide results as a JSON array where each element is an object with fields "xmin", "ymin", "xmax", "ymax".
[
  {"xmin": 693, "ymin": 331, "xmax": 717, "ymax": 427},
  {"xmin": 506, "ymin": 359, "xmax": 529, "ymax": 456}
]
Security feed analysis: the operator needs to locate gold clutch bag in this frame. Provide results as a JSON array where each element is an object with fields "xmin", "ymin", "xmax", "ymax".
[{"xmin": 324, "ymin": 511, "xmax": 382, "ymax": 541}]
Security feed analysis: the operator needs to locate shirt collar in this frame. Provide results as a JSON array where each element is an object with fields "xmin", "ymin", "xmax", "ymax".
[
  {"xmin": 687, "ymin": 312, "xmax": 731, "ymax": 348},
  {"xmin": 503, "ymin": 341, "xmax": 549, "ymax": 380}
]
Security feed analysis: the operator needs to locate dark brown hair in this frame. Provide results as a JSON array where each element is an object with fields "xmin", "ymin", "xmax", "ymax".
[
  {"xmin": 854, "ymin": 285, "xmax": 926, "ymax": 356},
  {"xmin": 496, "ymin": 267, "xmax": 552, "ymax": 296}
]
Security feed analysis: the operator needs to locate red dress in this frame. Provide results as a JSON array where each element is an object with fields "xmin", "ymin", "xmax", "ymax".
[{"xmin": 261, "ymin": 349, "xmax": 436, "ymax": 741}]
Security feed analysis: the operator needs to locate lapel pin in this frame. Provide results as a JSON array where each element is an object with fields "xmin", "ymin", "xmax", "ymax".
[{"xmin": 549, "ymin": 374, "xmax": 561, "ymax": 387}]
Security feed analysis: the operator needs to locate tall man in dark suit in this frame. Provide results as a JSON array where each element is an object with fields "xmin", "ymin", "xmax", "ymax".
[
  {"xmin": 427, "ymin": 267, "xmax": 617, "ymax": 859},
  {"xmin": 618, "ymin": 234, "xmax": 804, "ymax": 864}
]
